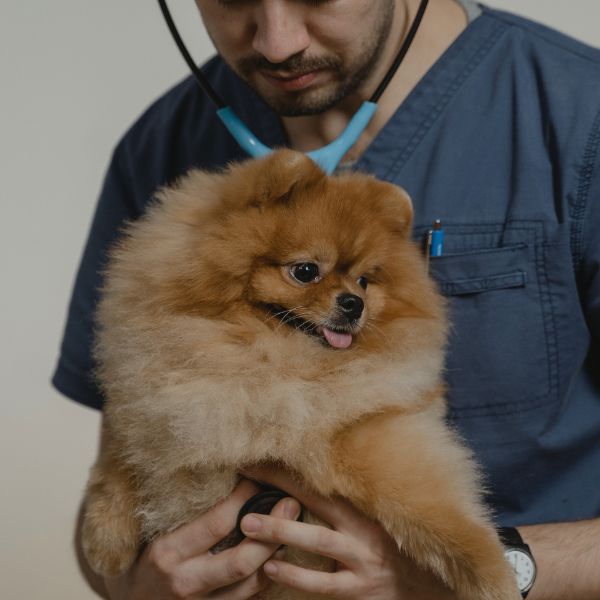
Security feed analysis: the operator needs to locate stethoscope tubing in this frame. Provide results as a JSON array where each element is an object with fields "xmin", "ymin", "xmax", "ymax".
[{"xmin": 157, "ymin": 0, "xmax": 429, "ymax": 172}]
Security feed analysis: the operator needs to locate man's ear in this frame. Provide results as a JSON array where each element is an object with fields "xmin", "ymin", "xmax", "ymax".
[{"xmin": 242, "ymin": 149, "xmax": 326, "ymax": 208}]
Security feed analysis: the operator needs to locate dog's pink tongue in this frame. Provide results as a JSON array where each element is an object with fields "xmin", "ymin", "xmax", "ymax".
[{"xmin": 322, "ymin": 327, "xmax": 353, "ymax": 349}]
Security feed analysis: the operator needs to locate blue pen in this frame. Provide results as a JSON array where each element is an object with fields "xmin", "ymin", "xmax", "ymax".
[{"xmin": 430, "ymin": 220, "xmax": 445, "ymax": 257}]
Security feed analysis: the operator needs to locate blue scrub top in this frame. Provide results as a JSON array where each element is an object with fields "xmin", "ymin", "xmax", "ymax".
[{"xmin": 52, "ymin": 6, "xmax": 600, "ymax": 527}]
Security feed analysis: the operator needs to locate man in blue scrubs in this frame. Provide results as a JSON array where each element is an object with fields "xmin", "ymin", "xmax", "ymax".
[{"xmin": 53, "ymin": 0, "xmax": 600, "ymax": 597}]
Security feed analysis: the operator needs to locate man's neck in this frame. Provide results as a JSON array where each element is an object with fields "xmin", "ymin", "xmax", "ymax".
[{"xmin": 281, "ymin": 0, "xmax": 469, "ymax": 164}]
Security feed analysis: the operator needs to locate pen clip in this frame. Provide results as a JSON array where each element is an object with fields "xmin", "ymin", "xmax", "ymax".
[{"xmin": 425, "ymin": 229, "xmax": 433, "ymax": 273}]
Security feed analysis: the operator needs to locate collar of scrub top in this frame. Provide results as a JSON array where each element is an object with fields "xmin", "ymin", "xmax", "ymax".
[{"xmin": 157, "ymin": 0, "xmax": 429, "ymax": 174}]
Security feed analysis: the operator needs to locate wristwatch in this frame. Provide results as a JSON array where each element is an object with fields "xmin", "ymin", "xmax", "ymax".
[{"xmin": 498, "ymin": 527, "xmax": 537, "ymax": 598}]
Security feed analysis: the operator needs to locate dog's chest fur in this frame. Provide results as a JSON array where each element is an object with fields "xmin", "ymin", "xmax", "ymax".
[{"xmin": 102, "ymin": 314, "xmax": 444, "ymax": 478}]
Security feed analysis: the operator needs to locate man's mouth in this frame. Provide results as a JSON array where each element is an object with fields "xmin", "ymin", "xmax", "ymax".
[
  {"xmin": 265, "ymin": 305, "xmax": 357, "ymax": 349},
  {"xmin": 260, "ymin": 70, "xmax": 321, "ymax": 92}
]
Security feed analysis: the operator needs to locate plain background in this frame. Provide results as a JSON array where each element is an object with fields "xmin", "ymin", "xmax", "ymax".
[{"xmin": 1, "ymin": 2, "xmax": 597, "ymax": 598}]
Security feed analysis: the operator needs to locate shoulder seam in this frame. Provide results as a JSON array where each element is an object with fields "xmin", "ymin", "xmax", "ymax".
[{"xmin": 483, "ymin": 9, "xmax": 600, "ymax": 68}]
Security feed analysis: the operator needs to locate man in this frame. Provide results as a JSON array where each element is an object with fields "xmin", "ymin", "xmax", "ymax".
[{"xmin": 53, "ymin": 0, "xmax": 600, "ymax": 597}]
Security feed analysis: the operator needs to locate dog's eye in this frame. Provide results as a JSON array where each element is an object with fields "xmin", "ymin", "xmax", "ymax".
[
  {"xmin": 290, "ymin": 263, "xmax": 320, "ymax": 284},
  {"xmin": 358, "ymin": 276, "xmax": 368, "ymax": 290}
]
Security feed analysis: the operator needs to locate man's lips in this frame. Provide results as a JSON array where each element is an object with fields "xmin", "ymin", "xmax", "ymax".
[{"xmin": 260, "ymin": 70, "xmax": 321, "ymax": 92}]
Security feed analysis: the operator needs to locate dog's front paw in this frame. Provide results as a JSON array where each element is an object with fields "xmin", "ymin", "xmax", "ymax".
[
  {"xmin": 81, "ymin": 459, "xmax": 141, "ymax": 577},
  {"xmin": 82, "ymin": 504, "xmax": 140, "ymax": 577}
]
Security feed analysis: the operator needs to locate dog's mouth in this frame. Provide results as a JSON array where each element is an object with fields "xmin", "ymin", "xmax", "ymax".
[
  {"xmin": 265, "ymin": 305, "xmax": 358, "ymax": 349},
  {"xmin": 317, "ymin": 324, "xmax": 354, "ymax": 349}
]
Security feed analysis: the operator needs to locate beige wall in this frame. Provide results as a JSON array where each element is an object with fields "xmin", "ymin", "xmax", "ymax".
[{"xmin": 1, "ymin": 2, "xmax": 597, "ymax": 598}]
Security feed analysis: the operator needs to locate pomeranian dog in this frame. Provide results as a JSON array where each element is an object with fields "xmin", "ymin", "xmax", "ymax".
[{"xmin": 82, "ymin": 150, "xmax": 519, "ymax": 599}]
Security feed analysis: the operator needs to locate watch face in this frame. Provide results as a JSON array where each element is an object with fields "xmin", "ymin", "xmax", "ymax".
[{"xmin": 505, "ymin": 548, "xmax": 536, "ymax": 592}]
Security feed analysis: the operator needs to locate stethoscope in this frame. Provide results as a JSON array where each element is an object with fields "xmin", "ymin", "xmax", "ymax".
[{"xmin": 157, "ymin": 0, "xmax": 429, "ymax": 174}]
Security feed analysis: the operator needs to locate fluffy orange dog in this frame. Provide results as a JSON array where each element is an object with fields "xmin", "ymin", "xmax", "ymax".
[{"xmin": 82, "ymin": 150, "xmax": 519, "ymax": 599}]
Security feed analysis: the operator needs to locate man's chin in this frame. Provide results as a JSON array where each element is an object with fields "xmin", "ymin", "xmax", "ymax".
[
  {"xmin": 266, "ymin": 100, "xmax": 338, "ymax": 118},
  {"xmin": 252, "ymin": 84, "xmax": 347, "ymax": 117}
]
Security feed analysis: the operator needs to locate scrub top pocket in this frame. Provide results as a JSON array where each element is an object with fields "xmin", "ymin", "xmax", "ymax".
[{"xmin": 424, "ymin": 223, "xmax": 558, "ymax": 419}]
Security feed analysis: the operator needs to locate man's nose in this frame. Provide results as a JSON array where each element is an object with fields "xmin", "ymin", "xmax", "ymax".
[{"xmin": 252, "ymin": 0, "xmax": 311, "ymax": 64}]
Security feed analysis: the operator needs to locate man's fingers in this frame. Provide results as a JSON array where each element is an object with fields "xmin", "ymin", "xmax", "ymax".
[
  {"xmin": 262, "ymin": 559, "xmax": 356, "ymax": 597},
  {"xmin": 162, "ymin": 479, "xmax": 261, "ymax": 560},
  {"xmin": 240, "ymin": 513, "xmax": 362, "ymax": 567},
  {"xmin": 169, "ymin": 496, "xmax": 301, "ymax": 595},
  {"xmin": 207, "ymin": 569, "xmax": 269, "ymax": 600},
  {"xmin": 208, "ymin": 546, "xmax": 287, "ymax": 599}
]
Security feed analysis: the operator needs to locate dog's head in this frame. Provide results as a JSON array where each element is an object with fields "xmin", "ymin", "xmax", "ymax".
[{"xmin": 142, "ymin": 150, "xmax": 443, "ymax": 351}]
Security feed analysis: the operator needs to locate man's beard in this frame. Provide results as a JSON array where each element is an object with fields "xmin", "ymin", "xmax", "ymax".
[{"xmin": 234, "ymin": 2, "xmax": 395, "ymax": 117}]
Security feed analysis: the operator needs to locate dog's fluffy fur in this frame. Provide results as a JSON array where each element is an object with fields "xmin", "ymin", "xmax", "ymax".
[{"xmin": 82, "ymin": 150, "xmax": 519, "ymax": 599}]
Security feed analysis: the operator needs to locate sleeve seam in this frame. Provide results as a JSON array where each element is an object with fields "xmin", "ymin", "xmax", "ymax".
[
  {"xmin": 571, "ymin": 107, "xmax": 600, "ymax": 273},
  {"xmin": 51, "ymin": 362, "xmax": 104, "ymax": 411}
]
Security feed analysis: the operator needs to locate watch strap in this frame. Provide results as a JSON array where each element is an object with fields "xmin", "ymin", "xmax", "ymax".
[
  {"xmin": 498, "ymin": 526, "xmax": 526, "ymax": 547},
  {"xmin": 498, "ymin": 527, "xmax": 535, "ymax": 598}
]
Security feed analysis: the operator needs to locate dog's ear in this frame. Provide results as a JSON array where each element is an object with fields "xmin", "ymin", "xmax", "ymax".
[
  {"xmin": 245, "ymin": 149, "xmax": 325, "ymax": 208},
  {"xmin": 378, "ymin": 182, "xmax": 414, "ymax": 238}
]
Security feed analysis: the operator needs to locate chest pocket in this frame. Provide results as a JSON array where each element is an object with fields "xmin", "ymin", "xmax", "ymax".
[{"xmin": 421, "ymin": 223, "xmax": 558, "ymax": 419}]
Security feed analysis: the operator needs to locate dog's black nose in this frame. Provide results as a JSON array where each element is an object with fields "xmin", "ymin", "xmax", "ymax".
[{"xmin": 337, "ymin": 293, "xmax": 364, "ymax": 321}]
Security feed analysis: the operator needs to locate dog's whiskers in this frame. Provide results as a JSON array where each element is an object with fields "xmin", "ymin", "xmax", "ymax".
[
  {"xmin": 276, "ymin": 306, "xmax": 309, "ymax": 333},
  {"xmin": 263, "ymin": 305, "xmax": 301, "ymax": 324},
  {"xmin": 264, "ymin": 304, "xmax": 324, "ymax": 336}
]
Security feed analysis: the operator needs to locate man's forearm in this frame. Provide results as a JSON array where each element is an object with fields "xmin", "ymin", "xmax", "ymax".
[{"xmin": 519, "ymin": 517, "xmax": 600, "ymax": 600}]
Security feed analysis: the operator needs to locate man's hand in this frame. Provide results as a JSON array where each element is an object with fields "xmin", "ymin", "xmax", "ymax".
[
  {"xmin": 103, "ymin": 478, "xmax": 301, "ymax": 599},
  {"xmin": 240, "ymin": 466, "xmax": 457, "ymax": 600}
]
